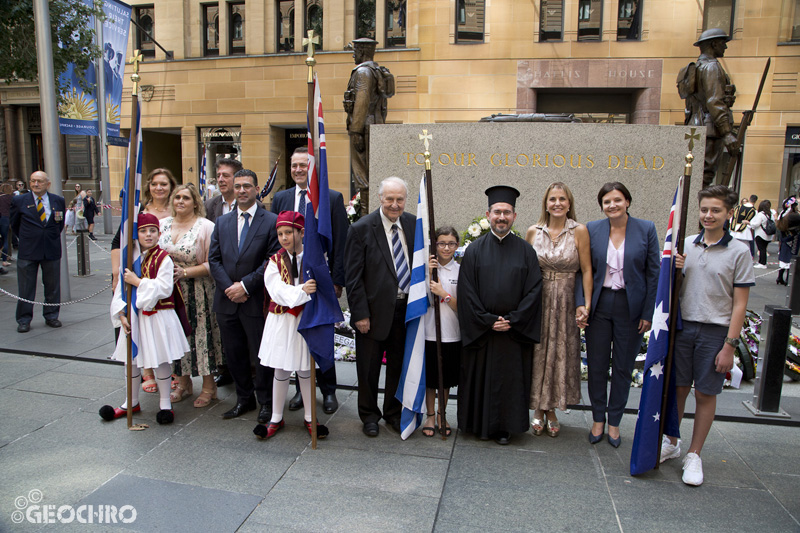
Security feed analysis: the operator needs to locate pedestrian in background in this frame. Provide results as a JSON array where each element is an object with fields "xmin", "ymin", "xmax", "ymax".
[{"xmin": 750, "ymin": 199, "xmax": 774, "ymax": 269}]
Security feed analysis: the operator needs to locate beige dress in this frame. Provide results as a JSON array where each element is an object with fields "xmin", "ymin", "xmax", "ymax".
[
  {"xmin": 159, "ymin": 217, "xmax": 223, "ymax": 377},
  {"xmin": 530, "ymin": 218, "xmax": 582, "ymax": 411}
]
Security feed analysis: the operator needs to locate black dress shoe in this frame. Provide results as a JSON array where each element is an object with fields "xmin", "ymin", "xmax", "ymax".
[
  {"xmin": 363, "ymin": 421, "xmax": 379, "ymax": 437},
  {"xmin": 493, "ymin": 431, "xmax": 511, "ymax": 445},
  {"xmin": 322, "ymin": 393, "xmax": 338, "ymax": 414},
  {"xmin": 0, "ymin": 267, "xmax": 7, "ymax": 275},
  {"xmin": 45, "ymin": 319, "xmax": 62, "ymax": 328},
  {"xmin": 288, "ymin": 390, "xmax": 303, "ymax": 411},
  {"xmin": 386, "ymin": 418, "xmax": 402, "ymax": 434},
  {"xmin": 257, "ymin": 404, "xmax": 271, "ymax": 424},
  {"xmin": 223, "ymin": 398, "xmax": 257, "ymax": 419},
  {"xmin": 17, "ymin": 323, "xmax": 30, "ymax": 333},
  {"xmin": 214, "ymin": 371, "xmax": 234, "ymax": 387}
]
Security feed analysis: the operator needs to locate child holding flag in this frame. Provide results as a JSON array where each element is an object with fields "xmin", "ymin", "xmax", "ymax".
[
  {"xmin": 253, "ymin": 211, "xmax": 329, "ymax": 440},
  {"xmin": 100, "ymin": 213, "xmax": 190, "ymax": 425},
  {"xmin": 661, "ymin": 186, "xmax": 754, "ymax": 485}
]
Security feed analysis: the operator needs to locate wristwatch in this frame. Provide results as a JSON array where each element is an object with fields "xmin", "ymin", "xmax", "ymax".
[
  {"xmin": 443, "ymin": 294, "xmax": 451, "ymax": 303},
  {"xmin": 724, "ymin": 336, "xmax": 738, "ymax": 347}
]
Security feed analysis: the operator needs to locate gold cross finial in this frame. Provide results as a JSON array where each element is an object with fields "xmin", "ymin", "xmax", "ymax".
[
  {"xmin": 419, "ymin": 129, "xmax": 432, "ymax": 152},
  {"xmin": 303, "ymin": 30, "xmax": 320, "ymax": 59},
  {"xmin": 128, "ymin": 49, "xmax": 144, "ymax": 96},
  {"xmin": 685, "ymin": 127, "xmax": 700, "ymax": 152}
]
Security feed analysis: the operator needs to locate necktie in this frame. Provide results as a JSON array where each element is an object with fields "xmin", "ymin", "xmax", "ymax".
[
  {"xmin": 37, "ymin": 197, "xmax": 46, "ymax": 223},
  {"xmin": 392, "ymin": 224, "xmax": 410, "ymax": 292},
  {"xmin": 239, "ymin": 212, "xmax": 250, "ymax": 253},
  {"xmin": 298, "ymin": 189, "xmax": 307, "ymax": 216}
]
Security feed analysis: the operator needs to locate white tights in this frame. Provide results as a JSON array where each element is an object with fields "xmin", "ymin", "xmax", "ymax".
[
  {"xmin": 271, "ymin": 368, "xmax": 312, "ymax": 424},
  {"xmin": 121, "ymin": 363, "xmax": 172, "ymax": 411}
]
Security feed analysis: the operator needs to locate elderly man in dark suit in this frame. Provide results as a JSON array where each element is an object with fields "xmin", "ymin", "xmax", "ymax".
[
  {"xmin": 209, "ymin": 169, "xmax": 280, "ymax": 422},
  {"xmin": 11, "ymin": 171, "xmax": 66, "ymax": 333},
  {"xmin": 345, "ymin": 177, "xmax": 415, "ymax": 437},
  {"xmin": 271, "ymin": 146, "xmax": 349, "ymax": 414},
  {"xmin": 204, "ymin": 158, "xmax": 243, "ymax": 223}
]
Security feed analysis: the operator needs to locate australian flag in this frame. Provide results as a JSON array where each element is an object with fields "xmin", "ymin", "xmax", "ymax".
[
  {"xmin": 630, "ymin": 180, "xmax": 682, "ymax": 475},
  {"xmin": 298, "ymin": 74, "xmax": 343, "ymax": 373}
]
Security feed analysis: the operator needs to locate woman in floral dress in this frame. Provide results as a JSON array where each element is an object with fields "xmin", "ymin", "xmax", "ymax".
[{"xmin": 159, "ymin": 184, "xmax": 223, "ymax": 407}]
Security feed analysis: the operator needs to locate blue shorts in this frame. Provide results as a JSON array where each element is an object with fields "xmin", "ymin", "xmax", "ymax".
[{"xmin": 673, "ymin": 320, "xmax": 728, "ymax": 395}]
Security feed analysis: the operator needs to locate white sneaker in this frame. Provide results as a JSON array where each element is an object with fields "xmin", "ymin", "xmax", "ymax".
[
  {"xmin": 753, "ymin": 263, "xmax": 767, "ymax": 269},
  {"xmin": 682, "ymin": 452, "xmax": 704, "ymax": 486},
  {"xmin": 660, "ymin": 434, "xmax": 681, "ymax": 463}
]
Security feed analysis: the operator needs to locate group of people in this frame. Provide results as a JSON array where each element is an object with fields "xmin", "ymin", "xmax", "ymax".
[
  {"xmin": 9, "ymin": 158, "xmax": 757, "ymax": 488},
  {"xmin": 65, "ymin": 183, "xmax": 101, "ymax": 240}
]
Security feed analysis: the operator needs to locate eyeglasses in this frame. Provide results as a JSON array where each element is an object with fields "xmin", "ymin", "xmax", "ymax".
[{"xmin": 436, "ymin": 242, "xmax": 458, "ymax": 249}]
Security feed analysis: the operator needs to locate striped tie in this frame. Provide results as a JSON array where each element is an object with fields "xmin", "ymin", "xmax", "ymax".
[
  {"xmin": 36, "ymin": 197, "xmax": 46, "ymax": 223},
  {"xmin": 392, "ymin": 224, "xmax": 410, "ymax": 292}
]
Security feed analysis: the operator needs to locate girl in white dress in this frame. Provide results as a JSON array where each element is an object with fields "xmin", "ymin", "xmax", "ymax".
[
  {"xmin": 100, "ymin": 213, "xmax": 190, "ymax": 424},
  {"xmin": 254, "ymin": 211, "xmax": 328, "ymax": 439}
]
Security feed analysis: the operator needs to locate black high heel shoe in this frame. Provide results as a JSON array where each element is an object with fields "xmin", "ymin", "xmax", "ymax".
[{"xmin": 588, "ymin": 424, "xmax": 604, "ymax": 444}]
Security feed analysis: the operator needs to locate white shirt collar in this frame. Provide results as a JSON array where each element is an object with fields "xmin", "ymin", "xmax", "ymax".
[
  {"xmin": 237, "ymin": 203, "xmax": 258, "ymax": 218},
  {"xmin": 379, "ymin": 208, "xmax": 402, "ymax": 231},
  {"xmin": 490, "ymin": 229, "xmax": 510, "ymax": 241}
]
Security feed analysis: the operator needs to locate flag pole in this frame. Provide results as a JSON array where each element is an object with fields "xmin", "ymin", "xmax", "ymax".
[
  {"xmin": 125, "ymin": 50, "xmax": 144, "ymax": 428},
  {"xmin": 655, "ymin": 152, "xmax": 693, "ymax": 467},
  {"xmin": 303, "ymin": 30, "xmax": 320, "ymax": 450},
  {"xmin": 419, "ymin": 131, "xmax": 447, "ymax": 440}
]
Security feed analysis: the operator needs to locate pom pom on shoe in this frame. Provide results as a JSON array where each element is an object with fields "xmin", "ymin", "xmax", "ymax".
[{"xmin": 156, "ymin": 409, "xmax": 174, "ymax": 425}]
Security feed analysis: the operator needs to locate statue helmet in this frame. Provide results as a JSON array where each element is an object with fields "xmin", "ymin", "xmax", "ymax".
[
  {"xmin": 351, "ymin": 37, "xmax": 378, "ymax": 50},
  {"xmin": 693, "ymin": 28, "xmax": 731, "ymax": 46}
]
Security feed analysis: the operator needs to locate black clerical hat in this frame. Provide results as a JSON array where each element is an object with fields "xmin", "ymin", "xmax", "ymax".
[{"xmin": 485, "ymin": 185, "xmax": 520, "ymax": 208}]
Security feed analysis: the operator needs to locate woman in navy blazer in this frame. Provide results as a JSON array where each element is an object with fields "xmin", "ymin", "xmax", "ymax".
[{"xmin": 578, "ymin": 182, "xmax": 659, "ymax": 448}]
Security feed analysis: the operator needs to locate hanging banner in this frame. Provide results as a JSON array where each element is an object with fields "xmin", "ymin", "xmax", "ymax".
[{"xmin": 57, "ymin": 0, "xmax": 131, "ymax": 139}]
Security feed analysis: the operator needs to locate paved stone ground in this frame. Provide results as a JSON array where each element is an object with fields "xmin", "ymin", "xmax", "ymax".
[{"xmin": 0, "ymin": 218, "xmax": 798, "ymax": 532}]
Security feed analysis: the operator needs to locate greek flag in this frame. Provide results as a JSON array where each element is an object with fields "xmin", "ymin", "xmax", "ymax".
[
  {"xmin": 119, "ymin": 96, "xmax": 143, "ymax": 360},
  {"xmin": 198, "ymin": 144, "xmax": 207, "ymax": 198},
  {"xmin": 396, "ymin": 174, "xmax": 431, "ymax": 440},
  {"xmin": 630, "ymin": 179, "xmax": 682, "ymax": 475}
]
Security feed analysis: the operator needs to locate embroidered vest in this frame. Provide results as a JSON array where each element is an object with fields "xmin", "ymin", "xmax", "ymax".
[
  {"xmin": 267, "ymin": 249, "xmax": 305, "ymax": 317},
  {"xmin": 139, "ymin": 246, "xmax": 192, "ymax": 336}
]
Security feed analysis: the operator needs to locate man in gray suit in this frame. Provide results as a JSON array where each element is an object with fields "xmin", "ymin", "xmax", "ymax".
[{"xmin": 205, "ymin": 158, "xmax": 242, "ymax": 223}]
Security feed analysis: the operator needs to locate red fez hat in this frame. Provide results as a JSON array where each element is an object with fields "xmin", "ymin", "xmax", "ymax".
[
  {"xmin": 276, "ymin": 210, "xmax": 304, "ymax": 230},
  {"xmin": 137, "ymin": 213, "xmax": 160, "ymax": 230}
]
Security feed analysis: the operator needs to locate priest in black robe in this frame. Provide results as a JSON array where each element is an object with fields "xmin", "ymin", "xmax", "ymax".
[{"xmin": 457, "ymin": 186, "xmax": 542, "ymax": 445}]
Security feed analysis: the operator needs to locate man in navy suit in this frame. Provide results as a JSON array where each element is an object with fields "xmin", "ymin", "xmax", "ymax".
[
  {"xmin": 345, "ymin": 177, "xmax": 415, "ymax": 437},
  {"xmin": 11, "ymin": 171, "xmax": 66, "ymax": 333},
  {"xmin": 270, "ymin": 146, "xmax": 349, "ymax": 414},
  {"xmin": 209, "ymin": 169, "xmax": 280, "ymax": 422}
]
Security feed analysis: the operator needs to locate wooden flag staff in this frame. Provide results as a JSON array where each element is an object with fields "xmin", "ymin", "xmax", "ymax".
[
  {"xmin": 126, "ymin": 50, "xmax": 143, "ymax": 430},
  {"xmin": 303, "ymin": 30, "xmax": 320, "ymax": 449}
]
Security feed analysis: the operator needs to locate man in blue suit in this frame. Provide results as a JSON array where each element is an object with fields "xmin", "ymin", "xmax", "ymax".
[
  {"xmin": 11, "ymin": 171, "xmax": 65, "ymax": 333},
  {"xmin": 270, "ymin": 146, "xmax": 349, "ymax": 414},
  {"xmin": 209, "ymin": 169, "xmax": 280, "ymax": 422}
]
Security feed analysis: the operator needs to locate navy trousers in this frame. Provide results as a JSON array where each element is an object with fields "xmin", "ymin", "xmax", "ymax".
[
  {"xmin": 584, "ymin": 288, "xmax": 644, "ymax": 426},
  {"xmin": 16, "ymin": 259, "xmax": 60, "ymax": 325}
]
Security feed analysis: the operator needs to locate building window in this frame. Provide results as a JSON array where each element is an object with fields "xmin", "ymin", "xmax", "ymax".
[
  {"xmin": 203, "ymin": 4, "xmax": 219, "ymax": 57},
  {"xmin": 577, "ymin": 0, "xmax": 602, "ymax": 41},
  {"xmin": 455, "ymin": 0, "xmax": 485, "ymax": 43},
  {"xmin": 277, "ymin": 0, "xmax": 295, "ymax": 52},
  {"xmin": 356, "ymin": 0, "xmax": 376, "ymax": 40},
  {"xmin": 134, "ymin": 5, "xmax": 155, "ymax": 58},
  {"xmin": 539, "ymin": 0, "xmax": 563, "ymax": 42},
  {"xmin": 386, "ymin": 1, "xmax": 406, "ymax": 47},
  {"xmin": 792, "ymin": 0, "xmax": 800, "ymax": 41},
  {"xmin": 617, "ymin": 0, "xmax": 641, "ymax": 40},
  {"xmin": 703, "ymin": 0, "xmax": 735, "ymax": 37},
  {"xmin": 229, "ymin": 2, "xmax": 245, "ymax": 54},
  {"xmin": 305, "ymin": 0, "xmax": 323, "ymax": 50}
]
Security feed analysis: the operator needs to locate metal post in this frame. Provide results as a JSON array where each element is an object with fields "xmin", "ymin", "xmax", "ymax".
[
  {"xmin": 786, "ymin": 256, "xmax": 800, "ymax": 314},
  {"xmin": 33, "ymin": 0, "xmax": 71, "ymax": 300},
  {"xmin": 95, "ymin": 15, "xmax": 113, "ymax": 234},
  {"xmin": 743, "ymin": 305, "xmax": 792, "ymax": 418},
  {"xmin": 76, "ymin": 231, "xmax": 91, "ymax": 276}
]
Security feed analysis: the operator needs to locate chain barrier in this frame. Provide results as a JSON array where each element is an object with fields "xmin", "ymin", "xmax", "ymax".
[
  {"xmin": 0, "ymin": 235, "xmax": 112, "ymax": 305},
  {"xmin": 0, "ymin": 282, "xmax": 111, "ymax": 306}
]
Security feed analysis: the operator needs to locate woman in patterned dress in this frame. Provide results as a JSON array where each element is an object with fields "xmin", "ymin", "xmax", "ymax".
[
  {"xmin": 159, "ymin": 184, "xmax": 223, "ymax": 407},
  {"xmin": 526, "ymin": 182, "xmax": 593, "ymax": 437}
]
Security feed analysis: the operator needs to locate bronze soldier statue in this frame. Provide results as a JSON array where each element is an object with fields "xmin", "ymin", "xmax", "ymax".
[
  {"xmin": 679, "ymin": 28, "xmax": 739, "ymax": 187},
  {"xmin": 343, "ymin": 38, "xmax": 394, "ymax": 214}
]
